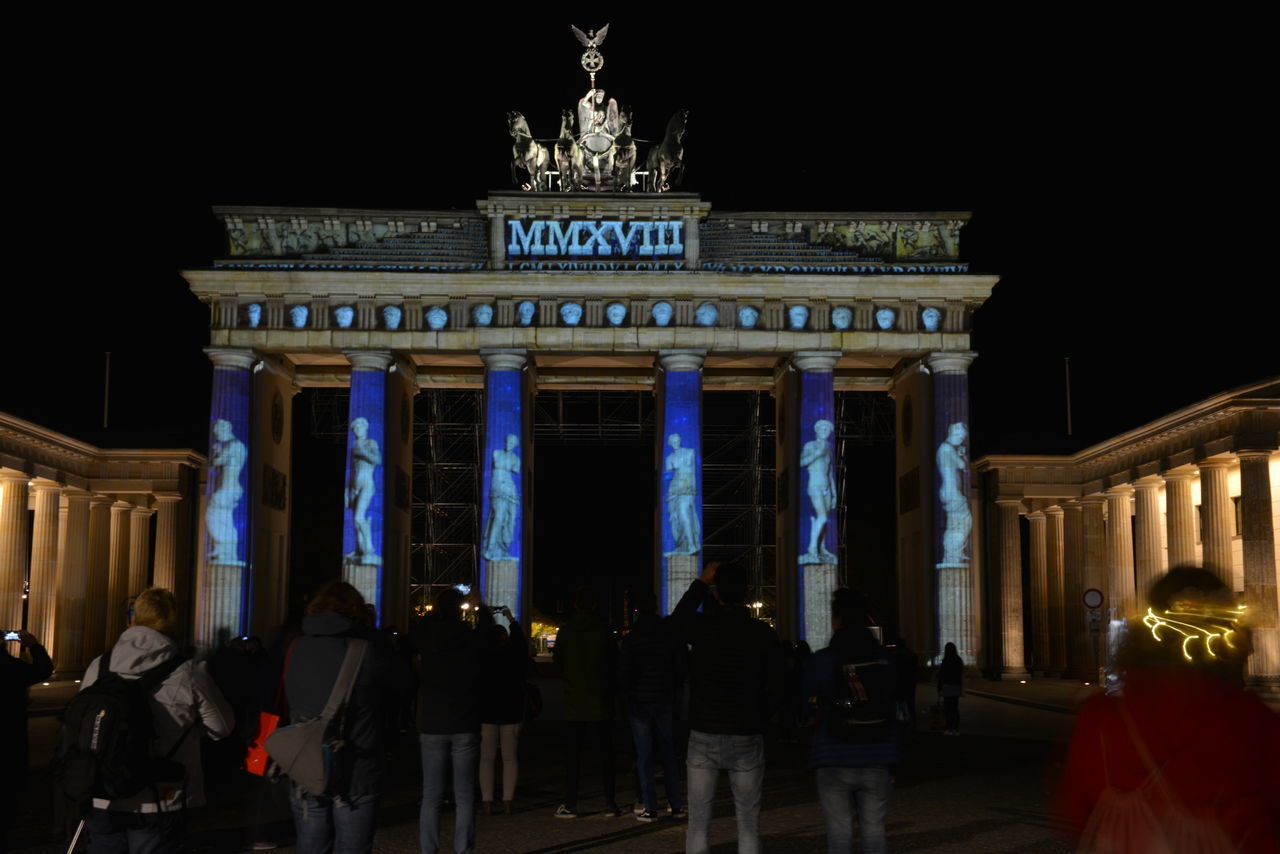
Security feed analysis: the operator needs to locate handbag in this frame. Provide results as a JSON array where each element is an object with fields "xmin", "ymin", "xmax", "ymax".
[
  {"xmin": 243, "ymin": 641, "xmax": 295, "ymax": 776},
  {"xmin": 264, "ymin": 639, "xmax": 369, "ymax": 797}
]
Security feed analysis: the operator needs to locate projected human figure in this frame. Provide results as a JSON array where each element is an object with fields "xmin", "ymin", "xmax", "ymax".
[
  {"xmin": 206, "ymin": 419, "xmax": 246, "ymax": 565},
  {"xmin": 937, "ymin": 422, "xmax": 971, "ymax": 566},
  {"xmin": 346, "ymin": 417, "xmax": 382, "ymax": 565},
  {"xmin": 799, "ymin": 419, "xmax": 838, "ymax": 564},
  {"xmin": 482, "ymin": 433, "xmax": 521, "ymax": 562},
  {"xmin": 663, "ymin": 433, "xmax": 701, "ymax": 557}
]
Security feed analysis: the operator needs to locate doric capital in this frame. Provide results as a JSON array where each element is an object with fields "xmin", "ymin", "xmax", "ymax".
[
  {"xmin": 1105, "ymin": 484, "xmax": 1134, "ymax": 498},
  {"xmin": 110, "ymin": 500, "xmax": 133, "ymax": 514},
  {"xmin": 28, "ymin": 478, "xmax": 63, "ymax": 495},
  {"xmin": 1133, "ymin": 474, "xmax": 1164, "ymax": 490},
  {"xmin": 1197, "ymin": 456, "xmax": 1233, "ymax": 472},
  {"xmin": 658, "ymin": 350, "xmax": 706, "ymax": 372},
  {"xmin": 61, "ymin": 488, "xmax": 93, "ymax": 505},
  {"xmin": 205, "ymin": 347, "xmax": 257, "ymax": 371},
  {"xmin": 129, "ymin": 505, "xmax": 155, "ymax": 518},
  {"xmin": 1079, "ymin": 494, "xmax": 1108, "ymax": 507},
  {"xmin": 1236, "ymin": 448, "xmax": 1276, "ymax": 463},
  {"xmin": 791, "ymin": 350, "xmax": 840, "ymax": 373},
  {"xmin": 345, "ymin": 350, "xmax": 394, "ymax": 371},
  {"xmin": 1044, "ymin": 505, "xmax": 1065, "ymax": 518},
  {"xmin": 480, "ymin": 349, "xmax": 528, "ymax": 372},
  {"xmin": 995, "ymin": 498, "xmax": 1026, "ymax": 511},
  {"xmin": 152, "ymin": 493, "xmax": 183, "ymax": 504},
  {"xmin": 1162, "ymin": 467, "xmax": 1197, "ymax": 483},
  {"xmin": 926, "ymin": 351, "xmax": 976, "ymax": 375},
  {"xmin": 1026, "ymin": 510, "xmax": 1046, "ymax": 522}
]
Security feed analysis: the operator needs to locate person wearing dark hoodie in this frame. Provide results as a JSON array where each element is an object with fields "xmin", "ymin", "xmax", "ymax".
[
  {"xmin": 412, "ymin": 586, "xmax": 494, "ymax": 854},
  {"xmin": 802, "ymin": 589, "xmax": 900, "ymax": 854},
  {"xmin": 478, "ymin": 606, "xmax": 533, "ymax": 816},
  {"xmin": 79, "ymin": 587, "xmax": 234, "ymax": 853},
  {"xmin": 285, "ymin": 581, "xmax": 394, "ymax": 854},
  {"xmin": 1, "ymin": 630, "xmax": 52, "ymax": 851},
  {"xmin": 617, "ymin": 588, "xmax": 686, "ymax": 822}
]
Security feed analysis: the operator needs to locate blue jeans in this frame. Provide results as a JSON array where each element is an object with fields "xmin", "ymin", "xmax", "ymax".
[
  {"xmin": 628, "ymin": 702, "xmax": 684, "ymax": 812},
  {"xmin": 419, "ymin": 732, "xmax": 478, "ymax": 854},
  {"xmin": 685, "ymin": 730, "xmax": 764, "ymax": 854},
  {"xmin": 289, "ymin": 787, "xmax": 378, "ymax": 854},
  {"xmin": 87, "ymin": 809, "xmax": 185, "ymax": 854},
  {"xmin": 815, "ymin": 766, "xmax": 891, "ymax": 854}
]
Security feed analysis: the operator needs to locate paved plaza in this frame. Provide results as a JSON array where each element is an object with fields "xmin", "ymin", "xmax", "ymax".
[{"xmin": 12, "ymin": 679, "xmax": 1092, "ymax": 853}]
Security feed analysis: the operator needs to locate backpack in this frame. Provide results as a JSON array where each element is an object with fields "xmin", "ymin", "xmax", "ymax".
[
  {"xmin": 265, "ymin": 639, "xmax": 368, "ymax": 798},
  {"xmin": 55, "ymin": 648, "xmax": 189, "ymax": 810},
  {"xmin": 827, "ymin": 654, "xmax": 894, "ymax": 744}
]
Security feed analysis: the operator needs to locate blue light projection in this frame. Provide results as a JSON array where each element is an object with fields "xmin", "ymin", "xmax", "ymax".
[
  {"xmin": 934, "ymin": 373, "xmax": 971, "ymax": 569},
  {"xmin": 797, "ymin": 371, "xmax": 837, "ymax": 568},
  {"xmin": 343, "ymin": 368, "xmax": 386, "ymax": 610},
  {"xmin": 480, "ymin": 368, "xmax": 523, "ymax": 619},
  {"xmin": 660, "ymin": 369, "xmax": 702, "ymax": 612},
  {"xmin": 206, "ymin": 368, "xmax": 251, "ymax": 571}
]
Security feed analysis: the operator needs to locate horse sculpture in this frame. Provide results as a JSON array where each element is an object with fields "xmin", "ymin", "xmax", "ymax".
[
  {"xmin": 508, "ymin": 111, "xmax": 550, "ymax": 192},
  {"xmin": 554, "ymin": 109, "xmax": 583, "ymax": 191},
  {"xmin": 645, "ymin": 109, "xmax": 688, "ymax": 192},
  {"xmin": 612, "ymin": 108, "xmax": 637, "ymax": 191}
]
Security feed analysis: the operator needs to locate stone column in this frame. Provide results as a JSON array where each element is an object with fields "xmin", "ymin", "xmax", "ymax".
[
  {"xmin": 1163, "ymin": 468, "xmax": 1197, "ymax": 569},
  {"xmin": 479, "ymin": 350, "xmax": 528, "ymax": 622},
  {"xmin": 107, "ymin": 500, "xmax": 133, "ymax": 643},
  {"xmin": 1062, "ymin": 500, "xmax": 1087, "ymax": 677},
  {"xmin": 995, "ymin": 499, "xmax": 1027, "ymax": 675},
  {"xmin": 793, "ymin": 351, "xmax": 839, "ymax": 650},
  {"xmin": 1132, "ymin": 476, "xmax": 1165, "ymax": 599},
  {"xmin": 342, "ymin": 350, "xmax": 393, "ymax": 613},
  {"xmin": 1198, "ymin": 457, "xmax": 1234, "ymax": 587},
  {"xmin": 0, "ymin": 470, "xmax": 30, "ymax": 637},
  {"xmin": 152, "ymin": 495, "xmax": 182, "ymax": 592},
  {"xmin": 1045, "ymin": 506, "xmax": 1067, "ymax": 675},
  {"xmin": 199, "ymin": 347, "xmax": 255, "ymax": 648},
  {"xmin": 928, "ymin": 352, "xmax": 977, "ymax": 664},
  {"xmin": 1238, "ymin": 450, "xmax": 1279, "ymax": 685},
  {"xmin": 1105, "ymin": 485, "xmax": 1136, "ymax": 620},
  {"xmin": 658, "ymin": 350, "xmax": 705, "ymax": 617},
  {"xmin": 128, "ymin": 504, "xmax": 154, "ymax": 597},
  {"xmin": 1081, "ymin": 495, "xmax": 1108, "ymax": 677},
  {"xmin": 1027, "ymin": 510, "xmax": 1050, "ymax": 675},
  {"xmin": 27, "ymin": 481, "xmax": 61, "ymax": 645},
  {"xmin": 54, "ymin": 490, "xmax": 91, "ymax": 674},
  {"xmin": 83, "ymin": 497, "xmax": 112, "ymax": 666}
]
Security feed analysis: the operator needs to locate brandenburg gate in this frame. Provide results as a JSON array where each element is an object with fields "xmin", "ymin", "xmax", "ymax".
[{"xmin": 182, "ymin": 192, "xmax": 997, "ymax": 659}]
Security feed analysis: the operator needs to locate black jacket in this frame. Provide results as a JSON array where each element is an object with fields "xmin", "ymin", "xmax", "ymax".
[
  {"xmin": 671, "ymin": 580, "xmax": 783, "ymax": 735},
  {"xmin": 618, "ymin": 613, "xmax": 684, "ymax": 706},
  {"xmin": 479, "ymin": 620, "xmax": 532, "ymax": 725},
  {"xmin": 412, "ymin": 611, "xmax": 490, "ymax": 733},
  {"xmin": 285, "ymin": 612, "xmax": 395, "ymax": 797}
]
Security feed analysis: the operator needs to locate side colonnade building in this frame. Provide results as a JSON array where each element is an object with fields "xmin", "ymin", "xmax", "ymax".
[
  {"xmin": 0, "ymin": 412, "xmax": 202, "ymax": 675},
  {"xmin": 183, "ymin": 192, "xmax": 999, "ymax": 661},
  {"xmin": 974, "ymin": 377, "xmax": 1280, "ymax": 689}
]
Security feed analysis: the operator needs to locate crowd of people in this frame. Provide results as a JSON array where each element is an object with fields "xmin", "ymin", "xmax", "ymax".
[{"xmin": 5, "ymin": 560, "xmax": 1277, "ymax": 853}]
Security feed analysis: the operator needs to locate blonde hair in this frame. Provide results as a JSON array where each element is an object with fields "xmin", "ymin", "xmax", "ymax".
[{"xmin": 132, "ymin": 587, "xmax": 179, "ymax": 637}]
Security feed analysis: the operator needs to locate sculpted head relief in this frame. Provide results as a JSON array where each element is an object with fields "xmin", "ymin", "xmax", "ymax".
[
  {"xmin": 245, "ymin": 303, "xmax": 262, "ymax": 328},
  {"xmin": 559, "ymin": 302, "xmax": 583, "ymax": 326},
  {"xmin": 831, "ymin": 306, "xmax": 852, "ymax": 330},
  {"xmin": 788, "ymin": 304, "xmax": 809, "ymax": 330},
  {"xmin": 695, "ymin": 302, "xmax": 719, "ymax": 327},
  {"xmin": 921, "ymin": 306, "xmax": 941, "ymax": 332},
  {"xmin": 426, "ymin": 306, "xmax": 449, "ymax": 330},
  {"xmin": 738, "ymin": 305, "xmax": 760, "ymax": 329},
  {"xmin": 516, "ymin": 300, "xmax": 537, "ymax": 326},
  {"xmin": 875, "ymin": 307, "xmax": 896, "ymax": 330},
  {"xmin": 382, "ymin": 304, "xmax": 402, "ymax": 330},
  {"xmin": 289, "ymin": 304, "xmax": 309, "ymax": 329},
  {"xmin": 606, "ymin": 302, "xmax": 627, "ymax": 326},
  {"xmin": 334, "ymin": 305, "xmax": 355, "ymax": 328},
  {"xmin": 651, "ymin": 301, "xmax": 673, "ymax": 327},
  {"xmin": 472, "ymin": 304, "xmax": 494, "ymax": 327}
]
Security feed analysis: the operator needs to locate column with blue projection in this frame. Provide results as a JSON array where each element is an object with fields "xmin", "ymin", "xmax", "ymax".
[
  {"xmin": 793, "ymin": 351, "xmax": 840, "ymax": 649},
  {"xmin": 480, "ymin": 350, "xmax": 527, "ymax": 620},
  {"xmin": 928, "ymin": 351, "xmax": 977, "ymax": 664},
  {"xmin": 658, "ymin": 350, "xmax": 704, "ymax": 615},
  {"xmin": 343, "ymin": 351, "xmax": 393, "ymax": 613},
  {"xmin": 200, "ymin": 348, "xmax": 255, "ymax": 647}
]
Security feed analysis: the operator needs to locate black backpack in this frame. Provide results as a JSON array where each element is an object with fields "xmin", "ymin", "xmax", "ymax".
[
  {"xmin": 827, "ymin": 654, "xmax": 894, "ymax": 744},
  {"xmin": 55, "ymin": 648, "xmax": 189, "ymax": 810}
]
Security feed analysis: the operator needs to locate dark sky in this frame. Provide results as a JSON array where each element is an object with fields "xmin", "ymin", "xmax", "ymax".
[{"xmin": 7, "ymin": 14, "xmax": 1270, "ymax": 458}]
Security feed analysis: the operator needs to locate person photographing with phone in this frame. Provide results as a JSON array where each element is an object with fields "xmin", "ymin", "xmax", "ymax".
[{"xmin": 2, "ymin": 629, "xmax": 52, "ymax": 850}]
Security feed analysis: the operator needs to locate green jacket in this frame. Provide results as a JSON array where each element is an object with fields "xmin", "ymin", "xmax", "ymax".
[{"xmin": 554, "ymin": 609, "xmax": 616, "ymax": 721}]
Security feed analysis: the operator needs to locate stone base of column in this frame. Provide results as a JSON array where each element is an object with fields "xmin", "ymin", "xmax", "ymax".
[
  {"xmin": 343, "ymin": 561, "xmax": 380, "ymax": 609},
  {"xmin": 202, "ymin": 562, "xmax": 245, "ymax": 647},
  {"xmin": 483, "ymin": 559, "xmax": 520, "ymax": 612},
  {"xmin": 936, "ymin": 564, "xmax": 974, "ymax": 664},
  {"xmin": 802, "ymin": 562, "xmax": 837, "ymax": 650},
  {"xmin": 664, "ymin": 555, "xmax": 699, "ymax": 616},
  {"xmin": 1001, "ymin": 665, "xmax": 1031, "ymax": 677},
  {"xmin": 1246, "ymin": 628, "xmax": 1280, "ymax": 685}
]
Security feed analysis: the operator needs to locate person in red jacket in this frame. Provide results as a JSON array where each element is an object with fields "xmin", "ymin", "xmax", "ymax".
[{"xmin": 1057, "ymin": 567, "xmax": 1280, "ymax": 853}]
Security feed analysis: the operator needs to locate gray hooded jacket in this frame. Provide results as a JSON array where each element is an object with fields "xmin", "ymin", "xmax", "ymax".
[{"xmin": 81, "ymin": 626, "xmax": 234, "ymax": 812}]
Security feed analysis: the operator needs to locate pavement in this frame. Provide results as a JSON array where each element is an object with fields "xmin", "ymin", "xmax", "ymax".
[{"xmin": 11, "ymin": 674, "xmax": 1095, "ymax": 854}]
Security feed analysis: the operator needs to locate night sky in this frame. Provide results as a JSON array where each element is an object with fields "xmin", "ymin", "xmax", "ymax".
[{"xmin": 7, "ymin": 17, "xmax": 1268, "ymax": 490}]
